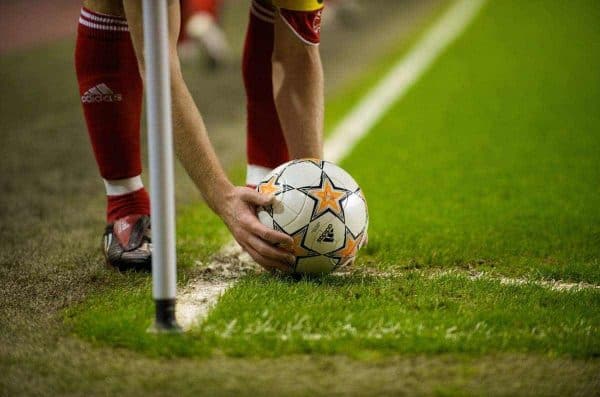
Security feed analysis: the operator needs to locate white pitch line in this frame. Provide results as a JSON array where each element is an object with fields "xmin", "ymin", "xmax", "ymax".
[
  {"xmin": 325, "ymin": 0, "xmax": 487, "ymax": 163},
  {"xmin": 177, "ymin": 240, "xmax": 252, "ymax": 331},
  {"xmin": 495, "ymin": 276, "xmax": 599, "ymax": 291},
  {"xmin": 176, "ymin": 280, "xmax": 233, "ymax": 329},
  {"xmin": 177, "ymin": 0, "xmax": 488, "ymax": 331},
  {"xmin": 430, "ymin": 270, "xmax": 600, "ymax": 292}
]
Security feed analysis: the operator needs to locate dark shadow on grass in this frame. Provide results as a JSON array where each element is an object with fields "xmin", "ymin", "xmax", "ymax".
[{"xmin": 258, "ymin": 270, "xmax": 388, "ymax": 287}]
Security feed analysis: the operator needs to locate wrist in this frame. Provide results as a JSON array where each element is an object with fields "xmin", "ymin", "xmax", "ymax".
[{"xmin": 205, "ymin": 179, "xmax": 236, "ymax": 217}]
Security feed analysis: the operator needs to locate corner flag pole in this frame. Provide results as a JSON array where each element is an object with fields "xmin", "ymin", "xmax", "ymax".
[{"xmin": 142, "ymin": 0, "xmax": 180, "ymax": 332}]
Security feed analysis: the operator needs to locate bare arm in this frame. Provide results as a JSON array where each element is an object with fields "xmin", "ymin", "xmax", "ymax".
[
  {"xmin": 272, "ymin": 13, "xmax": 324, "ymax": 159},
  {"xmin": 121, "ymin": 0, "xmax": 295, "ymax": 271},
  {"xmin": 122, "ymin": 0, "xmax": 230, "ymax": 212}
]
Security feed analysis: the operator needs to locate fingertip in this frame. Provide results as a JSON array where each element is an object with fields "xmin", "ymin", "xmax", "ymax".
[
  {"xmin": 253, "ymin": 188, "xmax": 274, "ymax": 203},
  {"xmin": 262, "ymin": 193, "xmax": 276, "ymax": 204},
  {"xmin": 276, "ymin": 235, "xmax": 294, "ymax": 247}
]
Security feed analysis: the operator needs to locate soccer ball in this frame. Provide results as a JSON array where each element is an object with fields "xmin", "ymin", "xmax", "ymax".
[{"xmin": 256, "ymin": 159, "xmax": 368, "ymax": 275}]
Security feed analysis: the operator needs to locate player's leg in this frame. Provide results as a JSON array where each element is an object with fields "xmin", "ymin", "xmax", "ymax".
[
  {"xmin": 243, "ymin": 0, "xmax": 290, "ymax": 187},
  {"xmin": 244, "ymin": 0, "xmax": 325, "ymax": 186},
  {"xmin": 75, "ymin": 0, "xmax": 151, "ymax": 270},
  {"xmin": 272, "ymin": 0, "xmax": 325, "ymax": 160}
]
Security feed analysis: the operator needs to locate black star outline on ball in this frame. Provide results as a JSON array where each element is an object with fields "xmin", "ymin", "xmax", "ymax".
[
  {"xmin": 257, "ymin": 175, "xmax": 289, "ymax": 196},
  {"xmin": 299, "ymin": 158, "xmax": 325, "ymax": 169},
  {"xmin": 257, "ymin": 175, "xmax": 294, "ymax": 217},
  {"xmin": 324, "ymin": 225, "xmax": 368, "ymax": 270},
  {"xmin": 328, "ymin": 227, "xmax": 363, "ymax": 259},
  {"xmin": 300, "ymin": 172, "xmax": 351, "ymax": 222},
  {"xmin": 273, "ymin": 223, "xmax": 320, "ymax": 269}
]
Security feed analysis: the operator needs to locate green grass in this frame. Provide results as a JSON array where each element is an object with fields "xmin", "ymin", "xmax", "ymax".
[
  {"xmin": 177, "ymin": 195, "xmax": 234, "ymax": 269},
  {"xmin": 347, "ymin": 0, "xmax": 600, "ymax": 283},
  {"xmin": 204, "ymin": 273, "xmax": 598, "ymax": 357},
  {"xmin": 66, "ymin": 0, "xmax": 600, "ymax": 361},
  {"xmin": 69, "ymin": 272, "xmax": 599, "ymax": 358},
  {"xmin": 323, "ymin": 0, "xmax": 450, "ymax": 134}
]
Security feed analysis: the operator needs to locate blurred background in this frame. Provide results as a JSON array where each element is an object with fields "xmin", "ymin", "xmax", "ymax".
[
  {"xmin": 0, "ymin": 0, "xmax": 440, "ymax": 212},
  {"xmin": 2, "ymin": 1, "xmax": 599, "ymax": 395}
]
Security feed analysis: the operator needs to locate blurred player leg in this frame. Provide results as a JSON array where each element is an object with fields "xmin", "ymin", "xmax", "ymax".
[
  {"xmin": 75, "ymin": 0, "xmax": 151, "ymax": 270},
  {"xmin": 179, "ymin": 0, "xmax": 231, "ymax": 69},
  {"xmin": 243, "ymin": 0, "xmax": 289, "ymax": 187}
]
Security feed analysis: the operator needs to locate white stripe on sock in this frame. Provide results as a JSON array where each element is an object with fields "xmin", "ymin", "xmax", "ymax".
[
  {"xmin": 80, "ymin": 8, "xmax": 128, "ymax": 26},
  {"xmin": 104, "ymin": 176, "xmax": 144, "ymax": 196},
  {"xmin": 78, "ymin": 17, "xmax": 129, "ymax": 32}
]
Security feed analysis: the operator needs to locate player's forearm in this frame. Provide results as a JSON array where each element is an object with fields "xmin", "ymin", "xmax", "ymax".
[
  {"xmin": 122, "ymin": 0, "xmax": 234, "ymax": 216},
  {"xmin": 170, "ymin": 69, "xmax": 234, "ymax": 215},
  {"xmin": 272, "ymin": 17, "xmax": 324, "ymax": 159}
]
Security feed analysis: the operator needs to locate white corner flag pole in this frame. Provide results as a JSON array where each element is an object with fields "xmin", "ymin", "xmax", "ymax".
[{"xmin": 142, "ymin": 0, "xmax": 180, "ymax": 332}]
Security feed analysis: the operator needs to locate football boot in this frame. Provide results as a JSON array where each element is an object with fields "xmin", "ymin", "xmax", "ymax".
[{"xmin": 103, "ymin": 214, "xmax": 152, "ymax": 271}]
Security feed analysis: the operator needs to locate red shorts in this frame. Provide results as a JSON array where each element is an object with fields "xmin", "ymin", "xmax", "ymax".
[{"xmin": 252, "ymin": 0, "xmax": 324, "ymax": 45}]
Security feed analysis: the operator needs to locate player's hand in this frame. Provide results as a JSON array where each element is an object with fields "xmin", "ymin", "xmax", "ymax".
[{"xmin": 219, "ymin": 186, "xmax": 295, "ymax": 273}]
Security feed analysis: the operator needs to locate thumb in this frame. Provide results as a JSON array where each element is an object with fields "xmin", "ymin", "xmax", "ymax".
[{"xmin": 240, "ymin": 187, "xmax": 275, "ymax": 206}]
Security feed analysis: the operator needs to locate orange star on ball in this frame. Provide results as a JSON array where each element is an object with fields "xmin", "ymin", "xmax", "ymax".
[
  {"xmin": 290, "ymin": 227, "xmax": 313, "ymax": 258},
  {"xmin": 306, "ymin": 176, "xmax": 347, "ymax": 219},
  {"xmin": 257, "ymin": 176, "xmax": 281, "ymax": 196},
  {"xmin": 335, "ymin": 232, "xmax": 361, "ymax": 258}
]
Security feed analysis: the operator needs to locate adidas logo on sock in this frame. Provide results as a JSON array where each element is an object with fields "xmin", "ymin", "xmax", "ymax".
[{"xmin": 81, "ymin": 83, "xmax": 122, "ymax": 103}]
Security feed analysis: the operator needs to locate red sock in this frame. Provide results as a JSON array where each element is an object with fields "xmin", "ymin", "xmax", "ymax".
[
  {"xmin": 243, "ymin": 1, "xmax": 290, "ymax": 186},
  {"xmin": 75, "ymin": 8, "xmax": 149, "ymax": 223},
  {"xmin": 106, "ymin": 189, "xmax": 150, "ymax": 223}
]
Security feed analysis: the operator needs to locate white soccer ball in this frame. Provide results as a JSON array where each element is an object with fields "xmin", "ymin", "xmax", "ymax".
[{"xmin": 256, "ymin": 159, "xmax": 368, "ymax": 275}]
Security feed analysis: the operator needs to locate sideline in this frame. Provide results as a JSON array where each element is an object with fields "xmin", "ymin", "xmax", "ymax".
[
  {"xmin": 325, "ymin": 0, "xmax": 487, "ymax": 162},
  {"xmin": 177, "ymin": 0, "xmax": 489, "ymax": 331}
]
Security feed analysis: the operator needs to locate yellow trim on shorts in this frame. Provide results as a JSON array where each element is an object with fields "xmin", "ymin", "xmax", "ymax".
[{"xmin": 272, "ymin": 0, "xmax": 324, "ymax": 11}]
